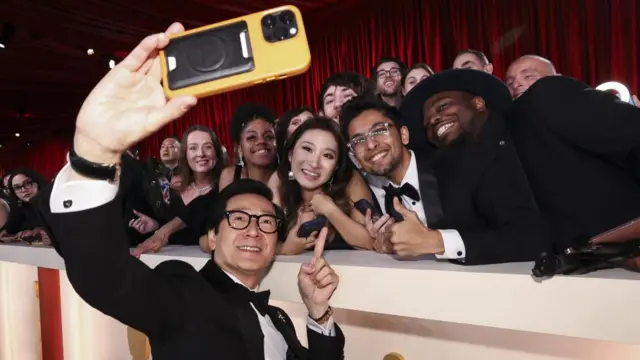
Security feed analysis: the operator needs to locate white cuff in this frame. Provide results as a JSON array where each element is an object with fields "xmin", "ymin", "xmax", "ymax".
[
  {"xmin": 50, "ymin": 163, "xmax": 119, "ymax": 213},
  {"xmin": 435, "ymin": 229, "xmax": 466, "ymax": 260},
  {"xmin": 307, "ymin": 316, "xmax": 336, "ymax": 336}
]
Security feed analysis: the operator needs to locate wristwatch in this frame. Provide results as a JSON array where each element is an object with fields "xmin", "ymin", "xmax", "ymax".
[
  {"xmin": 68, "ymin": 146, "xmax": 121, "ymax": 182},
  {"xmin": 311, "ymin": 306, "xmax": 333, "ymax": 325}
]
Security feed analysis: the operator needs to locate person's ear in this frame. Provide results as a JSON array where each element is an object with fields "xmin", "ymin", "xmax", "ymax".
[
  {"xmin": 207, "ymin": 229, "xmax": 217, "ymax": 252},
  {"xmin": 400, "ymin": 125, "xmax": 411, "ymax": 146},
  {"xmin": 472, "ymin": 97, "xmax": 487, "ymax": 112},
  {"xmin": 485, "ymin": 63, "xmax": 494, "ymax": 74}
]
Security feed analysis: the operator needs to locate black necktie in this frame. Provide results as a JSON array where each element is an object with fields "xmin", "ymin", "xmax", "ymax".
[
  {"xmin": 235, "ymin": 283, "xmax": 271, "ymax": 316},
  {"xmin": 383, "ymin": 183, "xmax": 420, "ymax": 222}
]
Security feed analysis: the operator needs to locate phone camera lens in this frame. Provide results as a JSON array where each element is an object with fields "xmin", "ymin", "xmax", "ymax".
[
  {"xmin": 279, "ymin": 11, "xmax": 295, "ymax": 25},
  {"xmin": 262, "ymin": 15, "xmax": 277, "ymax": 28},
  {"xmin": 274, "ymin": 26, "xmax": 288, "ymax": 41}
]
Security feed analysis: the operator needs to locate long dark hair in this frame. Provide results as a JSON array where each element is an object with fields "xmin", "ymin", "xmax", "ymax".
[
  {"xmin": 8, "ymin": 168, "xmax": 48, "ymax": 204},
  {"xmin": 176, "ymin": 125, "xmax": 224, "ymax": 192},
  {"xmin": 277, "ymin": 117, "xmax": 353, "ymax": 233}
]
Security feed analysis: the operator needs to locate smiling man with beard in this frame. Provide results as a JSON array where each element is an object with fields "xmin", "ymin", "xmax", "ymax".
[
  {"xmin": 373, "ymin": 57, "xmax": 406, "ymax": 108},
  {"xmin": 342, "ymin": 69, "xmax": 552, "ymax": 265}
]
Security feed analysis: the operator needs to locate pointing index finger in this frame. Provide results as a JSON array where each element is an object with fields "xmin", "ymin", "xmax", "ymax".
[{"xmin": 312, "ymin": 227, "xmax": 329, "ymax": 263}]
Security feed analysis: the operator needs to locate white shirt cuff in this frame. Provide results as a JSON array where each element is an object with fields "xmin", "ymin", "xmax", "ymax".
[
  {"xmin": 307, "ymin": 316, "xmax": 336, "ymax": 336},
  {"xmin": 435, "ymin": 229, "xmax": 466, "ymax": 260},
  {"xmin": 50, "ymin": 163, "xmax": 119, "ymax": 213}
]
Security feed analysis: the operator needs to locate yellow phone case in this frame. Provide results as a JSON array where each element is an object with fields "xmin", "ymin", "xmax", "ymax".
[{"xmin": 160, "ymin": 5, "xmax": 311, "ymax": 99}]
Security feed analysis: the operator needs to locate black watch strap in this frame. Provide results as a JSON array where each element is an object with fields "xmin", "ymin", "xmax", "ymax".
[{"xmin": 68, "ymin": 146, "xmax": 120, "ymax": 181}]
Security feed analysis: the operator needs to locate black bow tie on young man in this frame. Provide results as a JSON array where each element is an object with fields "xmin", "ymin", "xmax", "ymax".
[{"xmin": 383, "ymin": 183, "xmax": 420, "ymax": 222}]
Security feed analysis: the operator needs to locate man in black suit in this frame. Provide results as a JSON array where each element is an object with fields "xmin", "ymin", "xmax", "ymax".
[
  {"xmin": 341, "ymin": 70, "xmax": 551, "ymax": 265},
  {"xmin": 507, "ymin": 75, "xmax": 640, "ymax": 250},
  {"xmin": 37, "ymin": 22, "xmax": 344, "ymax": 360}
]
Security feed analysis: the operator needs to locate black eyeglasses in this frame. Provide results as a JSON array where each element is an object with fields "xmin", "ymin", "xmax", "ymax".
[
  {"xmin": 224, "ymin": 210, "xmax": 281, "ymax": 234},
  {"xmin": 376, "ymin": 67, "xmax": 402, "ymax": 79},
  {"xmin": 12, "ymin": 179, "xmax": 35, "ymax": 192}
]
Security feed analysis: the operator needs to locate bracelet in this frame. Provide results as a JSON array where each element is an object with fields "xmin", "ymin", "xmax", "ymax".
[
  {"xmin": 311, "ymin": 306, "xmax": 333, "ymax": 324},
  {"xmin": 68, "ymin": 146, "xmax": 120, "ymax": 181}
]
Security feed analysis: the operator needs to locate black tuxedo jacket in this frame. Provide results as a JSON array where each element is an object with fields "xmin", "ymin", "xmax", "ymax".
[
  {"xmin": 507, "ymin": 76, "xmax": 640, "ymax": 250},
  {"xmin": 37, "ymin": 188, "xmax": 345, "ymax": 360},
  {"xmin": 425, "ymin": 113, "xmax": 553, "ymax": 265}
]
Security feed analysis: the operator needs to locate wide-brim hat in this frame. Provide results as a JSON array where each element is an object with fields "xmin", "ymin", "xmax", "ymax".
[{"xmin": 399, "ymin": 69, "xmax": 512, "ymax": 149}]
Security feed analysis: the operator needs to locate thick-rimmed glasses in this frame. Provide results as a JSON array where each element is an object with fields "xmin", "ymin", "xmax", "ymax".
[
  {"xmin": 348, "ymin": 122, "xmax": 395, "ymax": 153},
  {"xmin": 12, "ymin": 179, "xmax": 35, "ymax": 193},
  {"xmin": 376, "ymin": 68, "xmax": 401, "ymax": 79},
  {"xmin": 224, "ymin": 210, "xmax": 281, "ymax": 234}
]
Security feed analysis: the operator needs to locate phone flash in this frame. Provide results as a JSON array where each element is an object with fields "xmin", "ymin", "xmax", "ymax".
[{"xmin": 289, "ymin": 27, "xmax": 297, "ymax": 35}]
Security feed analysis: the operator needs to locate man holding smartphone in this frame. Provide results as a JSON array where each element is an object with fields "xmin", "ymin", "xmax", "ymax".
[{"xmin": 37, "ymin": 23, "xmax": 344, "ymax": 360}]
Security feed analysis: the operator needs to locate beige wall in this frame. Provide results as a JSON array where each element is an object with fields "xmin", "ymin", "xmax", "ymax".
[{"xmin": 2, "ymin": 245, "xmax": 640, "ymax": 360}]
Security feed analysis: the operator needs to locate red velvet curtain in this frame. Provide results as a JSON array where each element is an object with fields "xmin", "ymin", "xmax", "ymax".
[{"xmin": 3, "ymin": 0, "xmax": 639, "ymax": 177}]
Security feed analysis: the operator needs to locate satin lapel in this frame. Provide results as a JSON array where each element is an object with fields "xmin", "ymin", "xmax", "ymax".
[
  {"xmin": 200, "ymin": 260, "xmax": 265, "ymax": 360},
  {"xmin": 414, "ymin": 153, "xmax": 446, "ymax": 229},
  {"xmin": 238, "ymin": 304, "xmax": 266, "ymax": 360},
  {"xmin": 266, "ymin": 307, "xmax": 306, "ymax": 360}
]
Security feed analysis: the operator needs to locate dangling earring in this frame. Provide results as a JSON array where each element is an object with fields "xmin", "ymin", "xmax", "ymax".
[
  {"xmin": 237, "ymin": 155, "xmax": 244, "ymax": 167},
  {"xmin": 288, "ymin": 170, "xmax": 295, "ymax": 180},
  {"xmin": 326, "ymin": 175, "xmax": 334, "ymax": 192}
]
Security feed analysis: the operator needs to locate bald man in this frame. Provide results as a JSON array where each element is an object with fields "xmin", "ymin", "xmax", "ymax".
[
  {"xmin": 506, "ymin": 73, "xmax": 640, "ymax": 253},
  {"xmin": 505, "ymin": 55, "xmax": 557, "ymax": 99}
]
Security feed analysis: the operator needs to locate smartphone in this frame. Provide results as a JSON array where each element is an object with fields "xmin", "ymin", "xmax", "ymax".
[
  {"xmin": 297, "ymin": 216, "xmax": 328, "ymax": 238},
  {"xmin": 354, "ymin": 199, "xmax": 383, "ymax": 219},
  {"xmin": 160, "ymin": 5, "xmax": 311, "ymax": 98}
]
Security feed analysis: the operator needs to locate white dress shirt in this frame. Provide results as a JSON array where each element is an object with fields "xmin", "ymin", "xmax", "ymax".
[
  {"xmin": 50, "ymin": 163, "xmax": 335, "ymax": 360},
  {"xmin": 367, "ymin": 151, "xmax": 467, "ymax": 260}
]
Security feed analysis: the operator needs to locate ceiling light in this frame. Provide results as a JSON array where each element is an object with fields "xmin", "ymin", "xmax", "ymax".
[
  {"xmin": 14, "ymin": 133, "xmax": 20, "ymax": 137},
  {"xmin": 108, "ymin": 59, "xmax": 115, "ymax": 69},
  {"xmin": 0, "ymin": 43, "xmax": 4, "ymax": 49},
  {"xmin": 87, "ymin": 48, "xmax": 94, "ymax": 55}
]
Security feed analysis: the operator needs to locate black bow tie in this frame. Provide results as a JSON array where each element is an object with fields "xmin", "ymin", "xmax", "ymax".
[
  {"xmin": 235, "ymin": 284, "xmax": 271, "ymax": 316},
  {"xmin": 383, "ymin": 183, "xmax": 420, "ymax": 221}
]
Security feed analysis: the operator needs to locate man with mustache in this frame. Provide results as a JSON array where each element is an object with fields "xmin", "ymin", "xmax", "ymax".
[
  {"xmin": 36, "ymin": 23, "xmax": 345, "ymax": 360},
  {"xmin": 372, "ymin": 57, "xmax": 405, "ymax": 108},
  {"xmin": 341, "ymin": 70, "xmax": 551, "ymax": 264}
]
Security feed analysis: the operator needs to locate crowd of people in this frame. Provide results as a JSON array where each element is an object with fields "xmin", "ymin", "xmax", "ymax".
[{"xmin": 1, "ymin": 22, "xmax": 639, "ymax": 360}]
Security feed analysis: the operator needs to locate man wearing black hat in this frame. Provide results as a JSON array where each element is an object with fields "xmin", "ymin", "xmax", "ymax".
[
  {"xmin": 507, "ymin": 75, "xmax": 640, "ymax": 251},
  {"xmin": 36, "ymin": 23, "xmax": 345, "ymax": 360},
  {"xmin": 347, "ymin": 69, "xmax": 550, "ymax": 265}
]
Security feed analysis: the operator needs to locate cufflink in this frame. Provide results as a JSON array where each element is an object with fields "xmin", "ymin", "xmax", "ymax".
[{"xmin": 63, "ymin": 200, "xmax": 73, "ymax": 209}]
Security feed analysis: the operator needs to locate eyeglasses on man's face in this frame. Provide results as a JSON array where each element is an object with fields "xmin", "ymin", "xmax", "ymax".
[
  {"xmin": 348, "ymin": 122, "xmax": 395, "ymax": 153},
  {"xmin": 224, "ymin": 210, "xmax": 281, "ymax": 234},
  {"xmin": 377, "ymin": 67, "xmax": 402, "ymax": 79}
]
